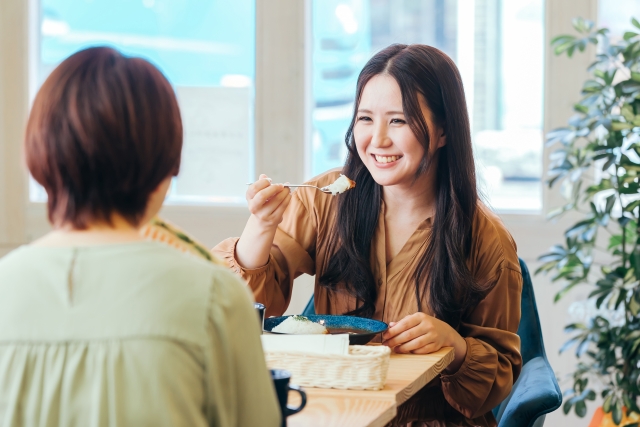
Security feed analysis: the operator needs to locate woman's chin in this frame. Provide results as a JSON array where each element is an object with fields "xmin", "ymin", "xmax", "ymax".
[{"xmin": 368, "ymin": 173, "xmax": 401, "ymax": 188}]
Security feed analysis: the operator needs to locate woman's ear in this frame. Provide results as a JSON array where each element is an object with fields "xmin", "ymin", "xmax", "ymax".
[{"xmin": 437, "ymin": 131, "xmax": 446, "ymax": 149}]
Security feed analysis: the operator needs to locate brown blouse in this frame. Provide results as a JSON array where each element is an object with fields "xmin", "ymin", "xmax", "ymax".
[{"xmin": 213, "ymin": 169, "xmax": 523, "ymax": 427}]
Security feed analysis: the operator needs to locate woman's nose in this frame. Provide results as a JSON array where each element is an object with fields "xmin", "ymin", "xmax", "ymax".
[{"xmin": 371, "ymin": 126, "xmax": 391, "ymax": 148}]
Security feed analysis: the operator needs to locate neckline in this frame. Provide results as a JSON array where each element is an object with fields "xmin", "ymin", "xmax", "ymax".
[
  {"xmin": 380, "ymin": 199, "xmax": 434, "ymax": 232},
  {"xmin": 24, "ymin": 240, "xmax": 159, "ymax": 250},
  {"xmin": 378, "ymin": 201, "xmax": 432, "ymax": 272}
]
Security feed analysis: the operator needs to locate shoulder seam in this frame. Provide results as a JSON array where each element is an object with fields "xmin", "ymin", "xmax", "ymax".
[
  {"xmin": 476, "ymin": 207, "xmax": 506, "ymax": 265},
  {"xmin": 474, "ymin": 205, "xmax": 519, "ymax": 263},
  {"xmin": 501, "ymin": 265, "xmax": 523, "ymax": 276}
]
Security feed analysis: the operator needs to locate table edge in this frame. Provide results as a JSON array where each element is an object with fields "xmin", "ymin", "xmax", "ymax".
[{"xmin": 395, "ymin": 346, "xmax": 455, "ymax": 405}]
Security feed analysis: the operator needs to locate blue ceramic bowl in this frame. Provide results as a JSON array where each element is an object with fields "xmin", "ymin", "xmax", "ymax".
[{"xmin": 263, "ymin": 315, "xmax": 388, "ymax": 345}]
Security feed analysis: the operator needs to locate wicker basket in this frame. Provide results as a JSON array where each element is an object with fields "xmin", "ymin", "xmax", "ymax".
[{"xmin": 264, "ymin": 345, "xmax": 391, "ymax": 390}]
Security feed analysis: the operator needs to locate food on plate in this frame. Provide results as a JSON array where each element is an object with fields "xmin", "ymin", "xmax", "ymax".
[
  {"xmin": 326, "ymin": 174, "xmax": 356, "ymax": 195},
  {"xmin": 271, "ymin": 315, "xmax": 329, "ymax": 335}
]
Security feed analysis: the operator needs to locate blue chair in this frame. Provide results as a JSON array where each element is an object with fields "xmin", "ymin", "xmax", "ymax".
[{"xmin": 301, "ymin": 258, "xmax": 562, "ymax": 427}]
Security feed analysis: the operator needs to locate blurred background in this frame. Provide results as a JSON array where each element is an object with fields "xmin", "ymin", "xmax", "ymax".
[
  {"xmin": 33, "ymin": 0, "xmax": 545, "ymax": 210},
  {"xmin": 1, "ymin": 0, "xmax": 638, "ymax": 425}
]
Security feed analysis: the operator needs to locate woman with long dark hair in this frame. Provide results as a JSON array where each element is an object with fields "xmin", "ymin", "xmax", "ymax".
[{"xmin": 215, "ymin": 44, "xmax": 522, "ymax": 426}]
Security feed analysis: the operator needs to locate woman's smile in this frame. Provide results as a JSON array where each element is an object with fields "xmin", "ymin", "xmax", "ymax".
[{"xmin": 372, "ymin": 154, "xmax": 403, "ymax": 166}]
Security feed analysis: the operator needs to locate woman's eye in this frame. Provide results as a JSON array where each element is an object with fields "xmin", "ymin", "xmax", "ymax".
[
  {"xmin": 357, "ymin": 116, "xmax": 372, "ymax": 122},
  {"xmin": 390, "ymin": 118, "xmax": 406, "ymax": 124}
]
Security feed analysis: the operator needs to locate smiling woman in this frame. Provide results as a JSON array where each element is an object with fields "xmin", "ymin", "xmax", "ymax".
[
  {"xmin": 214, "ymin": 44, "xmax": 523, "ymax": 427},
  {"xmin": 323, "ymin": 45, "xmax": 480, "ymax": 327}
]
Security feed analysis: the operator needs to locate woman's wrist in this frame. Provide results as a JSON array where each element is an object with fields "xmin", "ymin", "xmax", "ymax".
[
  {"xmin": 235, "ymin": 216, "xmax": 278, "ymax": 269},
  {"xmin": 444, "ymin": 333, "xmax": 467, "ymax": 374}
]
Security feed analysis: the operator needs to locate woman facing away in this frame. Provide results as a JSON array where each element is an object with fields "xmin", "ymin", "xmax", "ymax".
[
  {"xmin": 0, "ymin": 47, "xmax": 280, "ymax": 427},
  {"xmin": 214, "ymin": 44, "xmax": 523, "ymax": 427}
]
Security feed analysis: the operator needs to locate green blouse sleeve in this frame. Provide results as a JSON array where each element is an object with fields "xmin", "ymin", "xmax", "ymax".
[{"xmin": 205, "ymin": 267, "xmax": 281, "ymax": 427}]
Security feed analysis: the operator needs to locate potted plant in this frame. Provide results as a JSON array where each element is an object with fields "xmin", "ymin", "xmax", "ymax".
[{"xmin": 537, "ymin": 17, "xmax": 640, "ymax": 426}]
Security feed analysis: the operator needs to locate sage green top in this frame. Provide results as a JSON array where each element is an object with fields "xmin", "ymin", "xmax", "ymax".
[{"xmin": 0, "ymin": 241, "xmax": 281, "ymax": 427}]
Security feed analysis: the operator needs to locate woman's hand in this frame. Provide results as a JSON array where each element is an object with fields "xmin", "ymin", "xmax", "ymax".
[
  {"xmin": 236, "ymin": 174, "xmax": 292, "ymax": 270},
  {"xmin": 382, "ymin": 312, "xmax": 468, "ymax": 373},
  {"xmin": 246, "ymin": 174, "xmax": 292, "ymax": 229}
]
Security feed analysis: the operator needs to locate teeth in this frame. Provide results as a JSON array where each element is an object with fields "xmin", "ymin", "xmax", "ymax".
[{"xmin": 375, "ymin": 155, "xmax": 400, "ymax": 163}]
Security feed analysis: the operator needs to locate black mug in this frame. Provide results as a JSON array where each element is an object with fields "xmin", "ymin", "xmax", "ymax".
[
  {"xmin": 254, "ymin": 302, "xmax": 265, "ymax": 333},
  {"xmin": 270, "ymin": 369, "xmax": 307, "ymax": 427}
]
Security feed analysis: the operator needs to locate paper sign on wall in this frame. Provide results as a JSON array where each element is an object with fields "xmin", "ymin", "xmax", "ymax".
[{"xmin": 174, "ymin": 86, "xmax": 252, "ymax": 203}]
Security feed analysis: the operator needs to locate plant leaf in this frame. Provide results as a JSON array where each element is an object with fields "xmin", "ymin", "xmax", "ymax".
[
  {"xmin": 625, "ymin": 199, "xmax": 640, "ymax": 213},
  {"xmin": 559, "ymin": 336, "xmax": 582, "ymax": 353},
  {"xmin": 575, "ymin": 399, "xmax": 587, "ymax": 417},
  {"xmin": 612, "ymin": 122, "xmax": 634, "ymax": 131},
  {"xmin": 551, "ymin": 35, "xmax": 577, "ymax": 45},
  {"xmin": 619, "ymin": 217, "xmax": 632, "ymax": 228},
  {"xmin": 630, "ymin": 294, "xmax": 640, "ymax": 316},
  {"xmin": 604, "ymin": 394, "xmax": 613, "ymax": 413},
  {"xmin": 613, "ymin": 401, "xmax": 623, "ymax": 424}
]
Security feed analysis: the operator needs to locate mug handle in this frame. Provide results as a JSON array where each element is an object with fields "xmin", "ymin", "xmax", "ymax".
[{"xmin": 286, "ymin": 385, "xmax": 307, "ymax": 415}]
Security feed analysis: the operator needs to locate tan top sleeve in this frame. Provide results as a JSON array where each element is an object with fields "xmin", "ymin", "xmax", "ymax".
[
  {"xmin": 440, "ymin": 266, "xmax": 523, "ymax": 419},
  {"xmin": 212, "ymin": 191, "xmax": 317, "ymax": 317}
]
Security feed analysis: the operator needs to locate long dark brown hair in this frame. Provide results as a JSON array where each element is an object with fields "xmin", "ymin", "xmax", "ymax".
[{"xmin": 319, "ymin": 44, "xmax": 484, "ymax": 328}]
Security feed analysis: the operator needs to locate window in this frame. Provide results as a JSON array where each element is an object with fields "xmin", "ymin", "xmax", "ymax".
[
  {"xmin": 35, "ymin": 0, "xmax": 256, "ymax": 204},
  {"xmin": 309, "ymin": 0, "xmax": 544, "ymax": 212},
  {"xmin": 599, "ymin": 0, "xmax": 640, "ymax": 40}
]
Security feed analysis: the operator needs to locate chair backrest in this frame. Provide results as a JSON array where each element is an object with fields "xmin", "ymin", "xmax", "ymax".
[
  {"xmin": 515, "ymin": 258, "xmax": 547, "ymax": 363},
  {"xmin": 491, "ymin": 257, "xmax": 549, "ymax": 420},
  {"xmin": 302, "ymin": 292, "xmax": 316, "ymax": 316}
]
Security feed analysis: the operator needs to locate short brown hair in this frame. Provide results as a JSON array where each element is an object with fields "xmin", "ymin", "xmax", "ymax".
[{"xmin": 25, "ymin": 47, "xmax": 182, "ymax": 228}]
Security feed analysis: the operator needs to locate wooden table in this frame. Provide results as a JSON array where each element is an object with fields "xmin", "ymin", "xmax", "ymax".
[{"xmin": 287, "ymin": 347, "xmax": 455, "ymax": 427}]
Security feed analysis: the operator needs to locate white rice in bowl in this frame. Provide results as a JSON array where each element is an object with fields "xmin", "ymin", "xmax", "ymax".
[{"xmin": 271, "ymin": 315, "xmax": 328, "ymax": 334}]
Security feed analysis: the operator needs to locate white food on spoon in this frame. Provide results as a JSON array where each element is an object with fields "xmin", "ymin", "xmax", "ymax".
[{"xmin": 326, "ymin": 174, "xmax": 356, "ymax": 196}]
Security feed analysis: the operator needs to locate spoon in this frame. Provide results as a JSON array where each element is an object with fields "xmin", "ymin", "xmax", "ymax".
[{"xmin": 246, "ymin": 182, "xmax": 333, "ymax": 194}]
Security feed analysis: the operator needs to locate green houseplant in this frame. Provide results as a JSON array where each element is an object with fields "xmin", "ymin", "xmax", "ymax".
[{"xmin": 537, "ymin": 17, "xmax": 640, "ymax": 425}]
